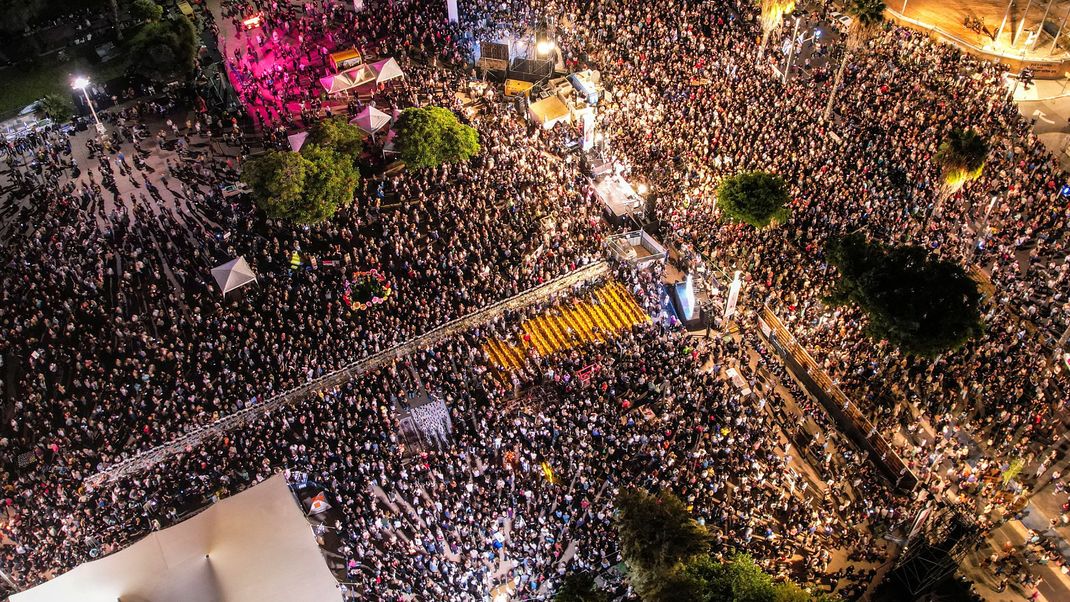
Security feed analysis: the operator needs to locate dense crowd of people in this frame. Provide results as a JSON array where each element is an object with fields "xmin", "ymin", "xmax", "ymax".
[{"xmin": 3, "ymin": 0, "xmax": 1070, "ymax": 599}]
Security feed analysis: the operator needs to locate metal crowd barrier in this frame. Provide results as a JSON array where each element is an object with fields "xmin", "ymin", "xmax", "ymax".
[
  {"xmin": 759, "ymin": 306, "xmax": 920, "ymax": 492},
  {"xmin": 87, "ymin": 261, "xmax": 610, "ymax": 486}
]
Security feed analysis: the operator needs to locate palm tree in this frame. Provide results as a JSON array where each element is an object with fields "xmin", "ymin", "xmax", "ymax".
[
  {"xmin": 822, "ymin": 0, "xmax": 886, "ymax": 121},
  {"xmin": 919, "ymin": 128, "xmax": 988, "ymax": 233},
  {"xmin": 758, "ymin": 0, "xmax": 796, "ymax": 63},
  {"xmin": 35, "ymin": 93, "xmax": 74, "ymax": 122}
]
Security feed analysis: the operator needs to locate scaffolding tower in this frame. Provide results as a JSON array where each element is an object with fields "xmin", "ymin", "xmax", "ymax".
[{"xmin": 891, "ymin": 501, "xmax": 982, "ymax": 598}]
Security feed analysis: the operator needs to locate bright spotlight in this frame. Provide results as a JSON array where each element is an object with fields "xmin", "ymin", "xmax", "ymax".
[
  {"xmin": 72, "ymin": 77, "xmax": 90, "ymax": 90},
  {"xmin": 637, "ymin": 183, "xmax": 649, "ymax": 195},
  {"xmin": 536, "ymin": 40, "xmax": 556, "ymax": 55}
]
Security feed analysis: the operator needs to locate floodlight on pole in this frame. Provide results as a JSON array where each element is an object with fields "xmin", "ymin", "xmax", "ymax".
[{"xmin": 72, "ymin": 76, "xmax": 106, "ymax": 138}]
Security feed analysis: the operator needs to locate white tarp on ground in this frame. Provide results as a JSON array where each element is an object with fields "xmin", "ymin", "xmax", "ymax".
[
  {"xmin": 349, "ymin": 105, "xmax": 391, "ymax": 134},
  {"xmin": 211, "ymin": 256, "xmax": 258, "ymax": 294},
  {"xmin": 11, "ymin": 474, "xmax": 343, "ymax": 602},
  {"xmin": 371, "ymin": 57, "xmax": 405, "ymax": 84}
]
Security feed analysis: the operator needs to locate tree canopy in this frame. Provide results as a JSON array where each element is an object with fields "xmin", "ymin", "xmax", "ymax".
[
  {"xmin": 36, "ymin": 93, "xmax": 74, "ymax": 121},
  {"xmin": 554, "ymin": 572, "xmax": 608, "ymax": 602},
  {"xmin": 716, "ymin": 171, "xmax": 790, "ymax": 228},
  {"xmin": 306, "ymin": 116, "xmax": 367, "ymax": 157},
  {"xmin": 394, "ymin": 106, "xmax": 480, "ymax": 169},
  {"xmin": 127, "ymin": 13, "xmax": 198, "ymax": 82},
  {"xmin": 825, "ymin": 233, "xmax": 983, "ymax": 357},
  {"xmin": 934, "ymin": 128, "xmax": 988, "ymax": 191},
  {"xmin": 759, "ymin": 0, "xmax": 796, "ymax": 57},
  {"xmin": 299, "ymin": 145, "xmax": 361, "ymax": 223},
  {"xmin": 241, "ymin": 144, "xmax": 360, "ymax": 224},
  {"xmin": 615, "ymin": 488, "xmax": 712, "ymax": 596},
  {"xmin": 844, "ymin": 0, "xmax": 886, "ymax": 50},
  {"xmin": 129, "ymin": 0, "xmax": 163, "ymax": 23},
  {"xmin": 644, "ymin": 554, "xmax": 833, "ymax": 602}
]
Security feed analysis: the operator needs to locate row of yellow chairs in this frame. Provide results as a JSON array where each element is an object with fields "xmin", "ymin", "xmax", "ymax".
[{"xmin": 483, "ymin": 281, "xmax": 650, "ymax": 372}]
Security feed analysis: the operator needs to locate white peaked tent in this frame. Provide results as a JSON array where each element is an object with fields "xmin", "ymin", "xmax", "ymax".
[
  {"xmin": 11, "ymin": 474, "xmax": 343, "ymax": 602},
  {"xmin": 212, "ymin": 256, "xmax": 258, "ymax": 295},
  {"xmin": 371, "ymin": 57, "xmax": 405, "ymax": 84},
  {"xmin": 349, "ymin": 105, "xmax": 391, "ymax": 134},
  {"xmin": 319, "ymin": 64, "xmax": 376, "ymax": 94},
  {"xmin": 287, "ymin": 131, "xmax": 308, "ymax": 152}
]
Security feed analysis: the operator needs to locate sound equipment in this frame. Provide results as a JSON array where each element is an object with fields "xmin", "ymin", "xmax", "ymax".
[
  {"xmin": 508, "ymin": 58, "xmax": 554, "ymax": 83},
  {"xmin": 477, "ymin": 41, "xmax": 509, "ymax": 74}
]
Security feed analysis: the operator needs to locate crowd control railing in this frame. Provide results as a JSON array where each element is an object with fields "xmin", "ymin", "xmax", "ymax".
[
  {"xmin": 758, "ymin": 306, "xmax": 920, "ymax": 492},
  {"xmin": 87, "ymin": 261, "xmax": 609, "ymax": 486}
]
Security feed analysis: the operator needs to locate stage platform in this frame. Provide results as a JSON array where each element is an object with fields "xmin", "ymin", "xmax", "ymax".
[{"xmin": 592, "ymin": 174, "xmax": 642, "ymax": 227}]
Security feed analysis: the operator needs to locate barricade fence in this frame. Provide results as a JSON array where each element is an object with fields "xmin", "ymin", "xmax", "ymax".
[{"xmin": 758, "ymin": 306, "xmax": 920, "ymax": 492}]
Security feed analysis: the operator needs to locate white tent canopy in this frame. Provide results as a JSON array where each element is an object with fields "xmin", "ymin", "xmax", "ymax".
[
  {"xmin": 319, "ymin": 64, "xmax": 376, "ymax": 94},
  {"xmin": 349, "ymin": 105, "xmax": 391, "ymax": 134},
  {"xmin": 371, "ymin": 57, "xmax": 405, "ymax": 84},
  {"xmin": 11, "ymin": 474, "xmax": 343, "ymax": 602},
  {"xmin": 212, "ymin": 256, "xmax": 258, "ymax": 294},
  {"xmin": 287, "ymin": 131, "xmax": 308, "ymax": 152}
]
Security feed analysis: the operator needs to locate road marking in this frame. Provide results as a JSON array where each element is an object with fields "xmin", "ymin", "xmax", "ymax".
[{"xmin": 1033, "ymin": 108, "xmax": 1056, "ymax": 124}]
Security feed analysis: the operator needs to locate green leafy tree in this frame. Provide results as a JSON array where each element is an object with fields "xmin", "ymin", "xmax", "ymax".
[
  {"xmin": 647, "ymin": 554, "xmax": 827, "ymax": 602},
  {"xmin": 36, "ymin": 93, "xmax": 74, "ymax": 121},
  {"xmin": 823, "ymin": 0, "xmax": 886, "ymax": 120},
  {"xmin": 825, "ymin": 233, "xmax": 983, "ymax": 358},
  {"xmin": 394, "ymin": 106, "xmax": 480, "ymax": 169},
  {"xmin": 242, "ymin": 146, "xmax": 359, "ymax": 224},
  {"xmin": 717, "ymin": 171, "xmax": 790, "ymax": 228},
  {"xmin": 242, "ymin": 150, "xmax": 309, "ymax": 220},
  {"xmin": 128, "ymin": 13, "xmax": 198, "ymax": 82},
  {"xmin": 615, "ymin": 488, "xmax": 712, "ymax": 597},
  {"xmin": 130, "ymin": 0, "xmax": 163, "ymax": 22},
  {"xmin": 709, "ymin": 554, "xmax": 778, "ymax": 602},
  {"xmin": 555, "ymin": 572, "xmax": 608, "ymax": 602},
  {"xmin": 306, "ymin": 116, "xmax": 367, "ymax": 157},
  {"xmin": 299, "ymin": 144, "xmax": 361, "ymax": 223}
]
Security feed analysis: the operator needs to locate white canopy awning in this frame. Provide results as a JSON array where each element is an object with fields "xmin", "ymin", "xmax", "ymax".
[
  {"xmin": 211, "ymin": 256, "xmax": 258, "ymax": 294},
  {"xmin": 287, "ymin": 131, "xmax": 308, "ymax": 152},
  {"xmin": 371, "ymin": 57, "xmax": 405, "ymax": 84},
  {"xmin": 11, "ymin": 474, "xmax": 342, "ymax": 602},
  {"xmin": 319, "ymin": 64, "xmax": 376, "ymax": 94},
  {"xmin": 349, "ymin": 105, "xmax": 391, "ymax": 134}
]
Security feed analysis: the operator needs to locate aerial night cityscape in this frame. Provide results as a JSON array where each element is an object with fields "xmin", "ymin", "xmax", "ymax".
[{"xmin": 3, "ymin": 0, "xmax": 1070, "ymax": 600}]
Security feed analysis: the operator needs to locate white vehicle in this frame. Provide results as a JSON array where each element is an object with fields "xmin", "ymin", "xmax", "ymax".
[
  {"xmin": 829, "ymin": 11, "xmax": 852, "ymax": 31},
  {"xmin": 222, "ymin": 182, "xmax": 251, "ymax": 199}
]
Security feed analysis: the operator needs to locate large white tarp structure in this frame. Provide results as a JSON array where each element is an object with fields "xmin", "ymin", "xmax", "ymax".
[
  {"xmin": 349, "ymin": 105, "xmax": 391, "ymax": 134},
  {"xmin": 211, "ymin": 256, "xmax": 258, "ymax": 294},
  {"xmin": 11, "ymin": 474, "xmax": 342, "ymax": 602}
]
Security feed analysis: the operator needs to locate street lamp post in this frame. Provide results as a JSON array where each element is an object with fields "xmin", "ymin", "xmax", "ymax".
[
  {"xmin": 72, "ymin": 76, "xmax": 106, "ymax": 139},
  {"xmin": 782, "ymin": 15, "xmax": 803, "ymax": 85}
]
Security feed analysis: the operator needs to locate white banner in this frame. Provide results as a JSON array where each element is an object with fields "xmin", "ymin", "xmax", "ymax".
[{"xmin": 724, "ymin": 271, "xmax": 742, "ymax": 320}]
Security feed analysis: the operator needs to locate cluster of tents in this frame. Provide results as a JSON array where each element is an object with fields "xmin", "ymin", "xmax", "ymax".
[{"xmin": 319, "ymin": 56, "xmax": 405, "ymax": 96}]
